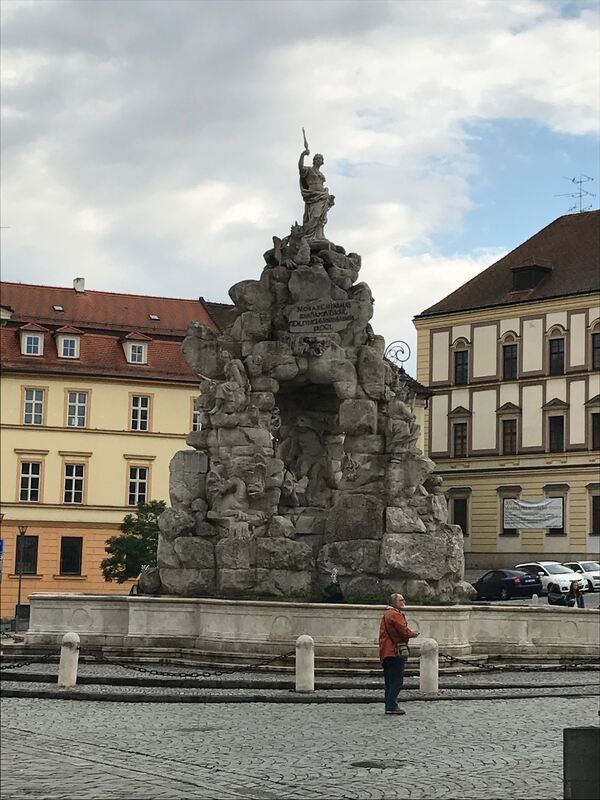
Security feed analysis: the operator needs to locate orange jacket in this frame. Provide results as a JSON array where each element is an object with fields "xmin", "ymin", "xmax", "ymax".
[{"xmin": 378, "ymin": 607, "xmax": 415, "ymax": 662}]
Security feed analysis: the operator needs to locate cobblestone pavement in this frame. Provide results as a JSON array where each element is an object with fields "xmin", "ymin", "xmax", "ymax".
[{"xmin": 2, "ymin": 695, "xmax": 599, "ymax": 800}]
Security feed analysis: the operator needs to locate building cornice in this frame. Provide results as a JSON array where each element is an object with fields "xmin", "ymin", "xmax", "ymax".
[{"xmin": 413, "ymin": 289, "xmax": 600, "ymax": 326}]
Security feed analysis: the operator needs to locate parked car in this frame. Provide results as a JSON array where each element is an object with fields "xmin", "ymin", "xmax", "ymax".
[
  {"xmin": 562, "ymin": 560, "xmax": 600, "ymax": 592},
  {"xmin": 515, "ymin": 561, "xmax": 587, "ymax": 595},
  {"xmin": 471, "ymin": 569, "xmax": 543, "ymax": 601}
]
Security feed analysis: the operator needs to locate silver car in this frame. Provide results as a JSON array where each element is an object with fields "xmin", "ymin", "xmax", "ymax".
[
  {"xmin": 562, "ymin": 561, "xmax": 600, "ymax": 592},
  {"xmin": 515, "ymin": 561, "xmax": 588, "ymax": 595}
]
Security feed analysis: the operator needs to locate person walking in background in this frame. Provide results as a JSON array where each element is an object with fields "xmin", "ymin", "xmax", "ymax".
[
  {"xmin": 568, "ymin": 581, "xmax": 585, "ymax": 608},
  {"xmin": 379, "ymin": 593, "xmax": 418, "ymax": 716}
]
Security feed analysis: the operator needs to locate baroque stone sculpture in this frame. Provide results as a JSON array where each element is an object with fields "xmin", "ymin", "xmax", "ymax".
[{"xmin": 148, "ymin": 139, "xmax": 472, "ymax": 604}]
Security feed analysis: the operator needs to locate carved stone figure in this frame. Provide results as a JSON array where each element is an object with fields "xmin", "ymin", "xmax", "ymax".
[
  {"xmin": 223, "ymin": 350, "xmax": 248, "ymax": 388},
  {"xmin": 208, "ymin": 351, "xmax": 248, "ymax": 416},
  {"xmin": 206, "ymin": 463, "xmax": 266, "ymax": 527},
  {"xmin": 280, "ymin": 223, "xmax": 311, "ymax": 267},
  {"xmin": 298, "ymin": 146, "xmax": 335, "ymax": 241},
  {"xmin": 270, "ymin": 406, "xmax": 281, "ymax": 439},
  {"xmin": 281, "ymin": 468, "xmax": 300, "ymax": 508}
]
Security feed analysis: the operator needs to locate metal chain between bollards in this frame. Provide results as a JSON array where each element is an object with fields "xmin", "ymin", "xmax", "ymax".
[
  {"xmin": 89, "ymin": 649, "xmax": 297, "ymax": 679},
  {"xmin": 0, "ymin": 652, "xmax": 59, "ymax": 671},
  {"xmin": 438, "ymin": 652, "xmax": 600, "ymax": 673}
]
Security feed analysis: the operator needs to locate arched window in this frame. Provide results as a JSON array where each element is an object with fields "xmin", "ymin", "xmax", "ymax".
[
  {"xmin": 451, "ymin": 337, "xmax": 470, "ymax": 386},
  {"xmin": 590, "ymin": 319, "xmax": 600, "ymax": 371},
  {"xmin": 547, "ymin": 325, "xmax": 566, "ymax": 376},
  {"xmin": 499, "ymin": 331, "xmax": 519, "ymax": 381}
]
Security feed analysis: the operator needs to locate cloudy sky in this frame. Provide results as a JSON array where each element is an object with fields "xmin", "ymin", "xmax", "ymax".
[{"xmin": 1, "ymin": 0, "xmax": 599, "ymax": 370}]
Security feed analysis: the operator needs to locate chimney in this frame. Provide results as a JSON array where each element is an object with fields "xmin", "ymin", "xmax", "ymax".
[{"xmin": 73, "ymin": 277, "xmax": 85, "ymax": 293}]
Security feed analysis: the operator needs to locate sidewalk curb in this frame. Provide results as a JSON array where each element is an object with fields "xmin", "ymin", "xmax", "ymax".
[
  {"xmin": 2, "ymin": 687, "xmax": 598, "ymax": 703},
  {"xmin": 2, "ymin": 671, "xmax": 599, "ymax": 691}
]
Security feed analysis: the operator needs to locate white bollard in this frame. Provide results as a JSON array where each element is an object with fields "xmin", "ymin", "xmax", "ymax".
[
  {"xmin": 295, "ymin": 634, "xmax": 315, "ymax": 693},
  {"xmin": 57, "ymin": 632, "xmax": 80, "ymax": 688},
  {"xmin": 419, "ymin": 637, "xmax": 439, "ymax": 695},
  {"xmin": 531, "ymin": 594, "xmax": 539, "ymax": 605}
]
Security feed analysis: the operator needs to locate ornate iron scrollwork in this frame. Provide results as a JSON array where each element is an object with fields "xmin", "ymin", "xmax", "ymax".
[{"xmin": 384, "ymin": 340, "xmax": 411, "ymax": 367}]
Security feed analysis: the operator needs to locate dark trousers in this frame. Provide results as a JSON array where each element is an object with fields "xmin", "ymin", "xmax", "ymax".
[{"xmin": 382, "ymin": 656, "xmax": 405, "ymax": 711}]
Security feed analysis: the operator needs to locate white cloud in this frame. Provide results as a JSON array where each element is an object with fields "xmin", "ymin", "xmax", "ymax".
[{"xmin": 1, "ymin": 0, "xmax": 598, "ymax": 367}]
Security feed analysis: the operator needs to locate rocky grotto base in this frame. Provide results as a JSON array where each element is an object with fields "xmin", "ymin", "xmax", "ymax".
[{"xmin": 139, "ymin": 224, "xmax": 473, "ymax": 605}]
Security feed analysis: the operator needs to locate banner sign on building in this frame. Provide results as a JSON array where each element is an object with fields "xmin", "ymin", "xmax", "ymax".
[{"xmin": 503, "ymin": 498, "xmax": 563, "ymax": 529}]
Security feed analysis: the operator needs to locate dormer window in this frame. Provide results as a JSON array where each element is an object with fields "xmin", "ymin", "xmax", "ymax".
[
  {"xmin": 53, "ymin": 305, "xmax": 64, "ymax": 312},
  {"xmin": 124, "ymin": 341, "xmax": 148, "ymax": 364},
  {"xmin": 511, "ymin": 264, "xmax": 552, "ymax": 291},
  {"xmin": 130, "ymin": 343, "xmax": 146, "ymax": 363},
  {"xmin": 59, "ymin": 336, "xmax": 80, "ymax": 359},
  {"xmin": 55, "ymin": 327, "xmax": 83, "ymax": 359},
  {"xmin": 148, "ymin": 314, "xmax": 160, "ymax": 321},
  {"xmin": 122, "ymin": 331, "xmax": 151, "ymax": 365},
  {"xmin": 25, "ymin": 334, "xmax": 42, "ymax": 355},
  {"xmin": 20, "ymin": 328, "xmax": 46, "ymax": 356}
]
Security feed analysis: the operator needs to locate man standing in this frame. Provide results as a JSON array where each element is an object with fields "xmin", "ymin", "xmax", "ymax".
[{"xmin": 379, "ymin": 593, "xmax": 418, "ymax": 715}]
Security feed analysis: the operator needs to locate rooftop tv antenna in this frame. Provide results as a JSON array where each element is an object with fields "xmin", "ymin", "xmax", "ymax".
[{"xmin": 555, "ymin": 174, "xmax": 596, "ymax": 214}]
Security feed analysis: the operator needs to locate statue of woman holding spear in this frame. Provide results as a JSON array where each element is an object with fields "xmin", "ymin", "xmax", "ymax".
[{"xmin": 298, "ymin": 128, "xmax": 335, "ymax": 241}]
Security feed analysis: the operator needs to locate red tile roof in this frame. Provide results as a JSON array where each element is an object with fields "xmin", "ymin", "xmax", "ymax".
[
  {"xmin": 1, "ymin": 328, "xmax": 195, "ymax": 382},
  {"xmin": 1, "ymin": 282, "xmax": 217, "ymax": 334},
  {"xmin": 0, "ymin": 281, "xmax": 225, "ymax": 383},
  {"xmin": 417, "ymin": 211, "xmax": 600, "ymax": 318}
]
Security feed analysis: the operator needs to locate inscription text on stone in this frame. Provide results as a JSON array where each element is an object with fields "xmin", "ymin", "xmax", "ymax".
[{"xmin": 288, "ymin": 300, "xmax": 356, "ymax": 333}]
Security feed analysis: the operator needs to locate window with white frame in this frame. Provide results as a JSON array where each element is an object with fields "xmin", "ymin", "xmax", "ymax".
[
  {"xmin": 22, "ymin": 334, "xmax": 43, "ymax": 356},
  {"xmin": 192, "ymin": 406, "xmax": 202, "ymax": 431},
  {"xmin": 64, "ymin": 463, "xmax": 85, "ymax": 504},
  {"xmin": 23, "ymin": 388, "xmax": 44, "ymax": 425},
  {"xmin": 60, "ymin": 336, "xmax": 80, "ymax": 358},
  {"xmin": 128, "ymin": 466, "xmax": 149, "ymax": 506},
  {"xmin": 20, "ymin": 461, "xmax": 41, "ymax": 502},
  {"xmin": 67, "ymin": 391, "xmax": 88, "ymax": 427},
  {"xmin": 127, "ymin": 342, "xmax": 147, "ymax": 364},
  {"xmin": 130, "ymin": 395, "xmax": 150, "ymax": 431}
]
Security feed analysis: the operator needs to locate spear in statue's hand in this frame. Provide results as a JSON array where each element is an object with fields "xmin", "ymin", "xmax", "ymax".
[{"xmin": 302, "ymin": 127, "xmax": 309, "ymax": 154}]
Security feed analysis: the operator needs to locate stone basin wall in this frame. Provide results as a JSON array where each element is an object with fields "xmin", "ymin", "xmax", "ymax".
[
  {"xmin": 148, "ymin": 227, "xmax": 474, "ymax": 603},
  {"xmin": 25, "ymin": 593, "xmax": 600, "ymax": 661}
]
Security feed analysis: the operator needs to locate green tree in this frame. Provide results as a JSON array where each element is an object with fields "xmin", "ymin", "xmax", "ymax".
[{"xmin": 101, "ymin": 500, "xmax": 166, "ymax": 583}]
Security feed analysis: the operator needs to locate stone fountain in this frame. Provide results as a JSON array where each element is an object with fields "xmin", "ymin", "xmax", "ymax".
[{"xmin": 147, "ymin": 140, "xmax": 472, "ymax": 604}]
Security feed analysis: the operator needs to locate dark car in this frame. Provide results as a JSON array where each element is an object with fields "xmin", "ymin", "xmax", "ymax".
[{"xmin": 472, "ymin": 569, "xmax": 543, "ymax": 601}]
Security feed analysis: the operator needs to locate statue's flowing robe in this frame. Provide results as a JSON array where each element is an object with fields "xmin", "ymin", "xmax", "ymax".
[{"xmin": 300, "ymin": 166, "xmax": 331, "ymax": 239}]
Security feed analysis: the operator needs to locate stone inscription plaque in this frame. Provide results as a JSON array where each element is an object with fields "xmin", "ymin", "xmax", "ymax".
[{"xmin": 288, "ymin": 299, "xmax": 356, "ymax": 334}]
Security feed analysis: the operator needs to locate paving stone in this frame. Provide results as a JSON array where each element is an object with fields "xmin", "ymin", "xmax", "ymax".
[{"xmin": 1, "ymin": 693, "xmax": 598, "ymax": 799}]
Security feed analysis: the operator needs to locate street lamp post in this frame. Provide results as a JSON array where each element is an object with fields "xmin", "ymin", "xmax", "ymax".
[{"xmin": 16, "ymin": 525, "xmax": 28, "ymax": 628}]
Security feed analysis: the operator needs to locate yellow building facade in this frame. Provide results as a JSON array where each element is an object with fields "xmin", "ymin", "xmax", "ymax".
[
  {"xmin": 0, "ymin": 281, "xmax": 222, "ymax": 619},
  {"xmin": 413, "ymin": 212, "xmax": 600, "ymax": 568}
]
